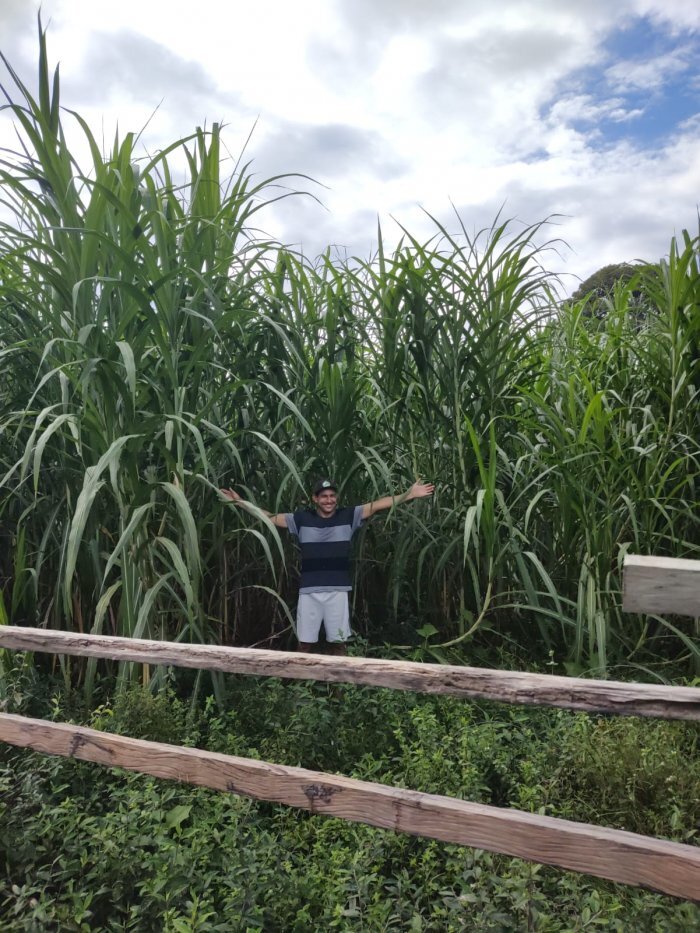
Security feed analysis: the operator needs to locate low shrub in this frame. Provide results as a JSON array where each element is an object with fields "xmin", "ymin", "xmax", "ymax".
[{"xmin": 1, "ymin": 678, "xmax": 698, "ymax": 930}]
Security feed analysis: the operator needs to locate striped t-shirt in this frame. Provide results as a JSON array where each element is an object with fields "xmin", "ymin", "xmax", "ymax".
[{"xmin": 285, "ymin": 506, "xmax": 364, "ymax": 593}]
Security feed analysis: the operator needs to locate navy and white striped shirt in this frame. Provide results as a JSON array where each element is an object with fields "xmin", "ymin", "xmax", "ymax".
[{"xmin": 285, "ymin": 506, "xmax": 364, "ymax": 593}]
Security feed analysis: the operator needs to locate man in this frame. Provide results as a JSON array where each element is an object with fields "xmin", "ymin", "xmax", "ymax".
[{"xmin": 220, "ymin": 478, "xmax": 434, "ymax": 654}]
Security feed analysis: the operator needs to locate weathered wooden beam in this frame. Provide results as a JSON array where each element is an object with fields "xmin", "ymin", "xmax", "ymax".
[
  {"xmin": 623, "ymin": 555, "xmax": 700, "ymax": 617},
  {"xmin": 1, "ymin": 713, "xmax": 697, "ymax": 901},
  {"xmin": 1, "ymin": 626, "xmax": 698, "ymax": 721}
]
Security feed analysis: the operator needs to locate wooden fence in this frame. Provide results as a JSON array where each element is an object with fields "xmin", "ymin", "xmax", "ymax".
[
  {"xmin": 1, "ymin": 554, "xmax": 699, "ymax": 901},
  {"xmin": 622, "ymin": 554, "xmax": 700, "ymax": 616}
]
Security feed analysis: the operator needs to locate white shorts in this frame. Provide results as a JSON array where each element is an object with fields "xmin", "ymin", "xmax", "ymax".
[{"xmin": 296, "ymin": 591, "xmax": 352, "ymax": 643}]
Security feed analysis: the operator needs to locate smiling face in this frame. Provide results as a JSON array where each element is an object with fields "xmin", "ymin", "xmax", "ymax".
[{"xmin": 312, "ymin": 488, "xmax": 338, "ymax": 518}]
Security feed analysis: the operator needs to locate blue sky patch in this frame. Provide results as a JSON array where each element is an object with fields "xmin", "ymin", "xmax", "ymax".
[{"xmin": 554, "ymin": 16, "xmax": 699, "ymax": 148}]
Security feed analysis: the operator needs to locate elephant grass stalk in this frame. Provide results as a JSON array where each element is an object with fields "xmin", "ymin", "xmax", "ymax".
[{"xmin": 1, "ymin": 22, "xmax": 698, "ymax": 694}]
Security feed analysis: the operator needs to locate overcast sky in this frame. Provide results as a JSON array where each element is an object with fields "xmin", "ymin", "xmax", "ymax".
[{"xmin": 1, "ymin": 0, "xmax": 699, "ymax": 291}]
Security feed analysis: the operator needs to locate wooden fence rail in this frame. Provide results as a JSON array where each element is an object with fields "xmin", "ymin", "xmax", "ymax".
[
  {"xmin": 1, "ymin": 713, "xmax": 699, "ymax": 901},
  {"xmin": 2, "ymin": 566, "xmax": 700, "ymax": 903},
  {"xmin": 623, "ymin": 554, "xmax": 700, "ymax": 616},
  {"xmin": 1, "ymin": 626, "xmax": 698, "ymax": 721}
]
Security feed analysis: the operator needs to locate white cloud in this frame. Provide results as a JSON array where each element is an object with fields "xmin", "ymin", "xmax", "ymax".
[
  {"xmin": 549, "ymin": 95, "xmax": 644, "ymax": 124},
  {"xmin": 253, "ymin": 122, "xmax": 408, "ymax": 181},
  {"xmin": 605, "ymin": 47, "xmax": 693, "ymax": 93},
  {"xmin": 0, "ymin": 0, "xmax": 698, "ymax": 289},
  {"xmin": 632, "ymin": 0, "xmax": 700, "ymax": 31}
]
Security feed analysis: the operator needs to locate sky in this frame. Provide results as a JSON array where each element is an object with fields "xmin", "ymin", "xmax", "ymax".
[{"xmin": 1, "ymin": 0, "xmax": 699, "ymax": 293}]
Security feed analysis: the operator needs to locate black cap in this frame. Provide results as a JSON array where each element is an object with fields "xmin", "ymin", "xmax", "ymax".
[{"xmin": 313, "ymin": 478, "xmax": 337, "ymax": 496}]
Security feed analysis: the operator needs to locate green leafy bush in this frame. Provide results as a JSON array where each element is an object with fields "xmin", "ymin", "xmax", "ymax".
[{"xmin": 1, "ymin": 681, "xmax": 698, "ymax": 930}]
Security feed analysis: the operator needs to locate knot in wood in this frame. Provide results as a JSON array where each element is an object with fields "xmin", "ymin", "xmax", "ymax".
[
  {"xmin": 69, "ymin": 733, "xmax": 86, "ymax": 756},
  {"xmin": 303, "ymin": 783, "xmax": 337, "ymax": 804}
]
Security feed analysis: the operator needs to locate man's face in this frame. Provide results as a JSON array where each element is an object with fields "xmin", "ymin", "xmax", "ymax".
[{"xmin": 313, "ymin": 489, "xmax": 338, "ymax": 516}]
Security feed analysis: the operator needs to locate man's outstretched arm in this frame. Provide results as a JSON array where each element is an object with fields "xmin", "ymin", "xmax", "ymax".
[
  {"xmin": 219, "ymin": 488, "xmax": 289, "ymax": 528},
  {"xmin": 361, "ymin": 481, "xmax": 434, "ymax": 520}
]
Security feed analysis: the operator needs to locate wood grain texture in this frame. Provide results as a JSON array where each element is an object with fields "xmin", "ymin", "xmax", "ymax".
[
  {"xmin": 0, "ymin": 626, "xmax": 698, "ymax": 721},
  {"xmin": 1, "ymin": 713, "xmax": 698, "ymax": 901},
  {"xmin": 623, "ymin": 554, "xmax": 700, "ymax": 617}
]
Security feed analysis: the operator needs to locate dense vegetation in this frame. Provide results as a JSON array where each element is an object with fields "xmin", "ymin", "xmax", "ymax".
[
  {"xmin": 2, "ymin": 670, "xmax": 699, "ymax": 931},
  {"xmin": 1, "ymin": 28, "xmax": 698, "ymax": 685},
  {"xmin": 1, "ymin": 24, "xmax": 699, "ymax": 932}
]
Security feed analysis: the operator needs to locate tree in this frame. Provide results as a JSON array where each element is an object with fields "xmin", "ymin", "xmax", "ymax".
[{"xmin": 568, "ymin": 262, "xmax": 654, "ymax": 323}]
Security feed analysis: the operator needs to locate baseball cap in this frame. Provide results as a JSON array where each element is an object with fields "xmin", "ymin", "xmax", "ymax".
[{"xmin": 313, "ymin": 478, "xmax": 338, "ymax": 495}]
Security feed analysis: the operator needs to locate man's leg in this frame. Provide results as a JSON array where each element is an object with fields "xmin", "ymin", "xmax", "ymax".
[
  {"xmin": 323, "ymin": 591, "xmax": 351, "ymax": 655},
  {"xmin": 296, "ymin": 594, "xmax": 323, "ymax": 652},
  {"xmin": 326, "ymin": 641, "xmax": 347, "ymax": 657}
]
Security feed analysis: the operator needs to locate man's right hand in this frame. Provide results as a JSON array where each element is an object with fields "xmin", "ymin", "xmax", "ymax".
[{"xmin": 220, "ymin": 489, "xmax": 288, "ymax": 528}]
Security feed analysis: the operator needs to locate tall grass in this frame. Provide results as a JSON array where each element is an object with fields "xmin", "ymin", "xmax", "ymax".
[{"xmin": 1, "ymin": 25, "xmax": 698, "ymax": 691}]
